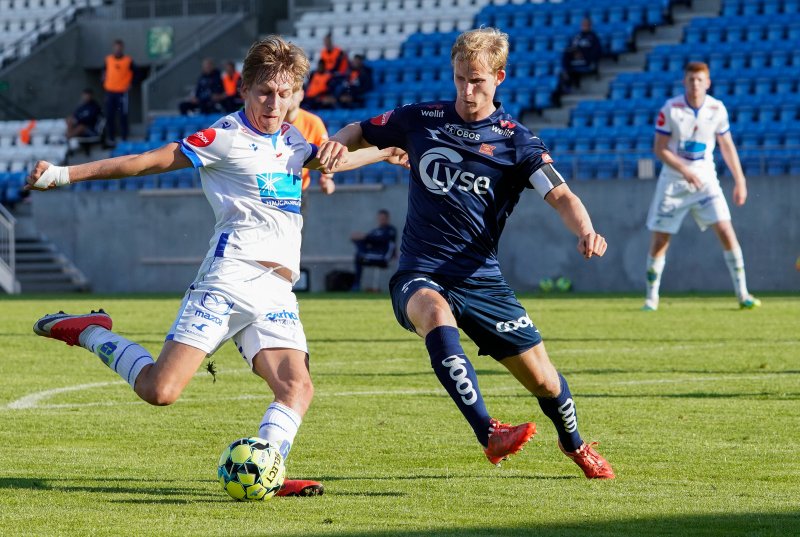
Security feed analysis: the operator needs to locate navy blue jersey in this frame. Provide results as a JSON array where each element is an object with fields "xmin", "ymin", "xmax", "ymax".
[{"xmin": 360, "ymin": 101, "xmax": 557, "ymax": 277}]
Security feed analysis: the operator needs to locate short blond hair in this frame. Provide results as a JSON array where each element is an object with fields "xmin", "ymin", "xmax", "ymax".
[
  {"xmin": 450, "ymin": 27, "xmax": 509, "ymax": 74},
  {"xmin": 242, "ymin": 35, "xmax": 310, "ymax": 90}
]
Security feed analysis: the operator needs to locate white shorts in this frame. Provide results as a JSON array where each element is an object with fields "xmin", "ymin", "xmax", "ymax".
[
  {"xmin": 166, "ymin": 257, "xmax": 308, "ymax": 367},
  {"xmin": 646, "ymin": 175, "xmax": 731, "ymax": 234}
]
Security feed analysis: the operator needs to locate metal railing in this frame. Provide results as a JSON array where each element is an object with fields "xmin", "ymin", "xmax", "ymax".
[
  {"xmin": 0, "ymin": 3, "xmax": 81, "ymax": 74},
  {"xmin": 0, "ymin": 203, "xmax": 20, "ymax": 295}
]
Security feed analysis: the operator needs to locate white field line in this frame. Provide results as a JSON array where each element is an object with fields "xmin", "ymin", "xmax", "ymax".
[{"xmin": 3, "ymin": 372, "xmax": 794, "ymax": 411}]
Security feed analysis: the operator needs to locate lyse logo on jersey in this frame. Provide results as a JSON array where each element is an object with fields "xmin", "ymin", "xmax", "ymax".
[
  {"xmin": 656, "ymin": 111, "xmax": 666, "ymax": 127},
  {"xmin": 370, "ymin": 110, "xmax": 394, "ymax": 126},
  {"xmin": 542, "ymin": 153, "xmax": 553, "ymax": 164},
  {"xmin": 187, "ymin": 128, "xmax": 216, "ymax": 147},
  {"xmin": 419, "ymin": 147, "xmax": 491, "ymax": 196}
]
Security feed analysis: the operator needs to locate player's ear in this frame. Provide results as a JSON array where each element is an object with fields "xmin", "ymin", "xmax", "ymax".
[{"xmin": 495, "ymin": 69, "xmax": 506, "ymax": 86}]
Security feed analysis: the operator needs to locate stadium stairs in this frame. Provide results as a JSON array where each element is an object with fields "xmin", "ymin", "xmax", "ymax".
[
  {"xmin": 11, "ymin": 202, "xmax": 89, "ymax": 293},
  {"xmin": 525, "ymin": 0, "xmax": 722, "ymax": 132}
]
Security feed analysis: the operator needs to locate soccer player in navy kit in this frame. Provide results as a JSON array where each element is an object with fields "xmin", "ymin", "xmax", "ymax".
[{"xmin": 329, "ymin": 28, "xmax": 614, "ymax": 478}]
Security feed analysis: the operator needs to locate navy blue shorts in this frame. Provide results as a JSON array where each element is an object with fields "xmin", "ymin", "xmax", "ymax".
[{"xmin": 389, "ymin": 271, "xmax": 543, "ymax": 361}]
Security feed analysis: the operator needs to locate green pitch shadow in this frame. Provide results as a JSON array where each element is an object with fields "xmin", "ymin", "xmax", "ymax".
[
  {"xmin": 0, "ymin": 477, "xmax": 212, "ymax": 499},
  {"xmin": 294, "ymin": 511, "xmax": 800, "ymax": 537}
]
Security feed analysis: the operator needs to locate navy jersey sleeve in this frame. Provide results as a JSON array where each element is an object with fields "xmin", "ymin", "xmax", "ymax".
[
  {"xmin": 359, "ymin": 106, "xmax": 411, "ymax": 150},
  {"xmin": 517, "ymin": 135, "xmax": 565, "ymax": 198}
]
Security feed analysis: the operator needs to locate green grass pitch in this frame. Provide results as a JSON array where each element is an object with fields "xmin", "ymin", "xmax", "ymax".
[{"xmin": 0, "ymin": 293, "xmax": 798, "ymax": 536}]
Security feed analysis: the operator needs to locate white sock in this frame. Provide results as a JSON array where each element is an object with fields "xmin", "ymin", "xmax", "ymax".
[
  {"xmin": 258, "ymin": 402, "xmax": 302, "ymax": 460},
  {"xmin": 723, "ymin": 247, "xmax": 749, "ymax": 301},
  {"xmin": 645, "ymin": 255, "xmax": 666, "ymax": 304},
  {"xmin": 79, "ymin": 326, "xmax": 154, "ymax": 389}
]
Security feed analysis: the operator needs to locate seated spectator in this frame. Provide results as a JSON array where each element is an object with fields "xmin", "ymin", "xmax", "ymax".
[
  {"xmin": 303, "ymin": 60, "xmax": 336, "ymax": 109},
  {"xmin": 560, "ymin": 17, "xmax": 603, "ymax": 92},
  {"xmin": 220, "ymin": 61, "xmax": 243, "ymax": 113},
  {"xmin": 179, "ymin": 58, "xmax": 225, "ymax": 115},
  {"xmin": 350, "ymin": 209, "xmax": 397, "ymax": 292},
  {"xmin": 336, "ymin": 54, "xmax": 373, "ymax": 108},
  {"xmin": 66, "ymin": 88, "xmax": 103, "ymax": 151}
]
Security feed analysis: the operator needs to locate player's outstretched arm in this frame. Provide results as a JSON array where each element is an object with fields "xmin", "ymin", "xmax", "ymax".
[
  {"xmin": 329, "ymin": 122, "xmax": 374, "ymax": 150},
  {"xmin": 25, "ymin": 143, "xmax": 192, "ymax": 191},
  {"xmin": 545, "ymin": 183, "xmax": 607, "ymax": 259},
  {"xmin": 311, "ymin": 140, "xmax": 406, "ymax": 174},
  {"xmin": 717, "ymin": 132, "xmax": 747, "ymax": 206}
]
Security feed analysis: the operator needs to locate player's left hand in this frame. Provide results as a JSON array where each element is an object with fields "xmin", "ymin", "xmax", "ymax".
[
  {"xmin": 320, "ymin": 173, "xmax": 335, "ymax": 195},
  {"xmin": 733, "ymin": 182, "xmax": 747, "ymax": 206},
  {"xmin": 578, "ymin": 232, "xmax": 607, "ymax": 259},
  {"xmin": 317, "ymin": 140, "xmax": 348, "ymax": 172}
]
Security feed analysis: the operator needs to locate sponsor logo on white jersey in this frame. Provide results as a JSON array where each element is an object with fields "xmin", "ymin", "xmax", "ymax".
[
  {"xmin": 495, "ymin": 315, "xmax": 534, "ymax": 333},
  {"xmin": 419, "ymin": 147, "xmax": 491, "ymax": 196},
  {"xmin": 265, "ymin": 309, "xmax": 300, "ymax": 325},
  {"xmin": 441, "ymin": 355, "xmax": 478, "ymax": 405},
  {"xmin": 201, "ymin": 291, "xmax": 234, "ymax": 315},
  {"xmin": 194, "ymin": 309, "xmax": 223, "ymax": 325}
]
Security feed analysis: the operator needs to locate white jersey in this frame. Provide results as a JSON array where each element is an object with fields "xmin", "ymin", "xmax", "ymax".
[
  {"xmin": 654, "ymin": 94, "xmax": 730, "ymax": 183},
  {"xmin": 179, "ymin": 111, "xmax": 317, "ymax": 283}
]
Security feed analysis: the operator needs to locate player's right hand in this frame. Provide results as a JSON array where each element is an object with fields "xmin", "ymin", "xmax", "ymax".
[
  {"xmin": 578, "ymin": 231, "xmax": 607, "ymax": 259},
  {"xmin": 24, "ymin": 160, "xmax": 54, "ymax": 191},
  {"xmin": 683, "ymin": 170, "xmax": 703, "ymax": 190}
]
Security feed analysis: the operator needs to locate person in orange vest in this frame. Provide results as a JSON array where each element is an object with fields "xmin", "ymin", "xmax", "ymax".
[
  {"xmin": 319, "ymin": 33, "xmax": 348, "ymax": 75},
  {"xmin": 286, "ymin": 86, "xmax": 335, "ymax": 195},
  {"xmin": 220, "ymin": 61, "xmax": 243, "ymax": 113},
  {"xmin": 102, "ymin": 39, "xmax": 134, "ymax": 145},
  {"xmin": 302, "ymin": 60, "xmax": 334, "ymax": 109}
]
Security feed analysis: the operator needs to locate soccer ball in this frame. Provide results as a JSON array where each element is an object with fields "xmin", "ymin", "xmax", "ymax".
[
  {"xmin": 555, "ymin": 276, "xmax": 573, "ymax": 292},
  {"xmin": 217, "ymin": 437, "xmax": 285, "ymax": 501},
  {"xmin": 538, "ymin": 277, "xmax": 554, "ymax": 293}
]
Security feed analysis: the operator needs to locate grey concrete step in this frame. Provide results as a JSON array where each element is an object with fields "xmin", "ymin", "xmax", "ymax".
[
  {"xmin": 20, "ymin": 281, "xmax": 89, "ymax": 293},
  {"xmin": 15, "ymin": 252, "xmax": 61, "ymax": 262}
]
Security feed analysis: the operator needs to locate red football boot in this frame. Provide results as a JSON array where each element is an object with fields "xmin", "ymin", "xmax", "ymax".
[
  {"xmin": 559, "ymin": 441, "xmax": 615, "ymax": 479},
  {"xmin": 484, "ymin": 418, "xmax": 536, "ymax": 465},
  {"xmin": 33, "ymin": 310, "xmax": 112, "ymax": 346},
  {"xmin": 275, "ymin": 479, "xmax": 324, "ymax": 497}
]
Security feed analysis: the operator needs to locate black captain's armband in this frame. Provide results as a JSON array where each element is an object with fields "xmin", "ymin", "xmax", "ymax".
[{"xmin": 527, "ymin": 164, "xmax": 565, "ymax": 198}]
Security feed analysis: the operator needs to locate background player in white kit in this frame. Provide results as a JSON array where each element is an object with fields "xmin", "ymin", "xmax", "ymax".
[
  {"xmin": 25, "ymin": 36, "xmax": 402, "ymax": 497},
  {"xmin": 644, "ymin": 61, "xmax": 760, "ymax": 311}
]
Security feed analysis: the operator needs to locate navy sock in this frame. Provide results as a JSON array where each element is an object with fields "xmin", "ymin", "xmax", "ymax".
[
  {"xmin": 425, "ymin": 326, "xmax": 491, "ymax": 447},
  {"xmin": 537, "ymin": 372, "xmax": 584, "ymax": 452}
]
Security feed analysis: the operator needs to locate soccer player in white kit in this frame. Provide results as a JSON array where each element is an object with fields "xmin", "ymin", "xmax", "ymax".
[
  {"xmin": 644, "ymin": 61, "xmax": 760, "ymax": 311},
  {"xmin": 25, "ymin": 36, "xmax": 403, "ymax": 497}
]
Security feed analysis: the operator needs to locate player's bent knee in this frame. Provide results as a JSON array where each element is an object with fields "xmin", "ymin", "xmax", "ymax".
[{"xmin": 137, "ymin": 381, "xmax": 183, "ymax": 406}]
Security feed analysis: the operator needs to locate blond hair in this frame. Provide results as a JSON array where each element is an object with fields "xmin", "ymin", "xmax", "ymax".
[
  {"xmin": 684, "ymin": 61, "xmax": 710, "ymax": 77},
  {"xmin": 242, "ymin": 35, "xmax": 310, "ymax": 90},
  {"xmin": 450, "ymin": 27, "xmax": 509, "ymax": 74}
]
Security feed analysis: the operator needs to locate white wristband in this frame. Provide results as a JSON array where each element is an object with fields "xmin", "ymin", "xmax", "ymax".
[{"xmin": 33, "ymin": 165, "xmax": 70, "ymax": 189}]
